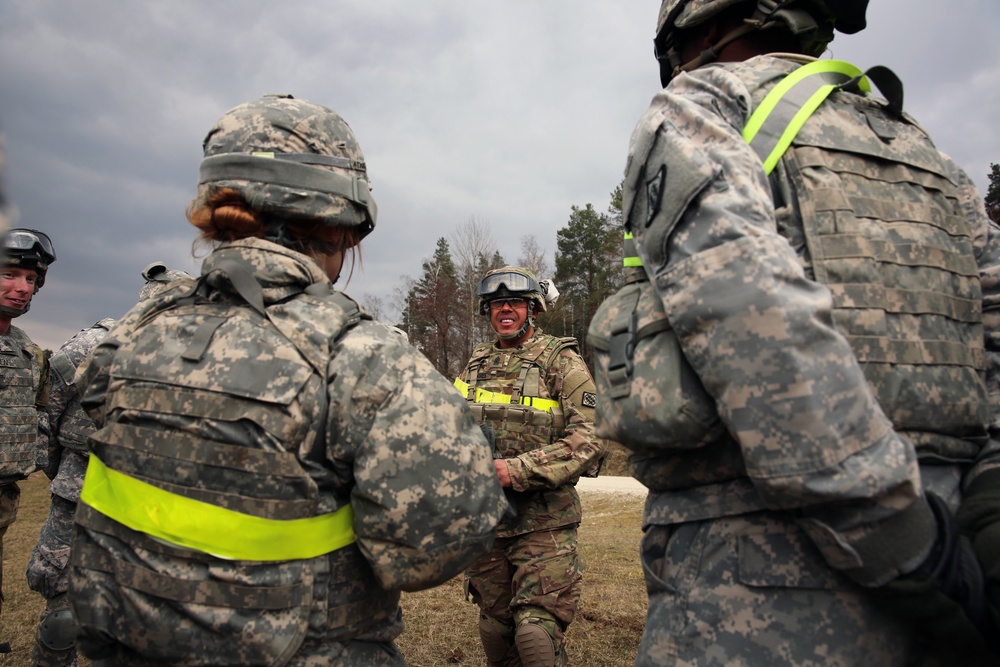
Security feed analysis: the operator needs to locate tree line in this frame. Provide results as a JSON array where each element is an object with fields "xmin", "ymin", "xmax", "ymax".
[{"xmin": 380, "ymin": 164, "xmax": 1000, "ymax": 381}]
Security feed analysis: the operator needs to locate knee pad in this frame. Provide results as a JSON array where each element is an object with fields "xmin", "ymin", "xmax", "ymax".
[
  {"xmin": 515, "ymin": 622, "xmax": 557, "ymax": 667},
  {"xmin": 479, "ymin": 613, "xmax": 514, "ymax": 663},
  {"xmin": 39, "ymin": 608, "xmax": 77, "ymax": 652}
]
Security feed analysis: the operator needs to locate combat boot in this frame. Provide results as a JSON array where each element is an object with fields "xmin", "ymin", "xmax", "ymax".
[{"xmin": 514, "ymin": 622, "xmax": 557, "ymax": 667}]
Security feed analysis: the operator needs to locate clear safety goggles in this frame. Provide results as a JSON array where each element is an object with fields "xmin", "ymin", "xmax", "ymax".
[
  {"xmin": 476, "ymin": 270, "xmax": 539, "ymax": 297},
  {"xmin": 4, "ymin": 228, "xmax": 56, "ymax": 263}
]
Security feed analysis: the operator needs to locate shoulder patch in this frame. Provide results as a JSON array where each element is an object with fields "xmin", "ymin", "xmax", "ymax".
[
  {"xmin": 646, "ymin": 164, "xmax": 666, "ymax": 227},
  {"xmin": 582, "ymin": 391, "xmax": 597, "ymax": 409}
]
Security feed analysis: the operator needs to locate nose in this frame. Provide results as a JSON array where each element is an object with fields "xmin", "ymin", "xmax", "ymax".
[{"xmin": 11, "ymin": 276, "xmax": 33, "ymax": 293}]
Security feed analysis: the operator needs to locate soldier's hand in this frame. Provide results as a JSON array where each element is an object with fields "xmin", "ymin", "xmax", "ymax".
[
  {"xmin": 957, "ymin": 468, "xmax": 1000, "ymax": 634},
  {"xmin": 872, "ymin": 493, "xmax": 998, "ymax": 665},
  {"xmin": 494, "ymin": 459, "xmax": 511, "ymax": 488}
]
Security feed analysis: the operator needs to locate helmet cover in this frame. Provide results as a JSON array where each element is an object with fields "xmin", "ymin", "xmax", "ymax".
[
  {"xmin": 197, "ymin": 94, "xmax": 377, "ymax": 239},
  {"xmin": 656, "ymin": 0, "xmax": 862, "ymax": 39},
  {"xmin": 477, "ymin": 266, "xmax": 548, "ymax": 315}
]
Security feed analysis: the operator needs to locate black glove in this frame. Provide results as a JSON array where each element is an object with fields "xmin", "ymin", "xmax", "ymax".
[
  {"xmin": 957, "ymin": 468, "xmax": 1000, "ymax": 631},
  {"xmin": 870, "ymin": 493, "xmax": 998, "ymax": 664}
]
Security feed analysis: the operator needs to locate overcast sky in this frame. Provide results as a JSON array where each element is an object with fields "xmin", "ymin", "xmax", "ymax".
[{"xmin": 2, "ymin": 1, "xmax": 998, "ymax": 351}]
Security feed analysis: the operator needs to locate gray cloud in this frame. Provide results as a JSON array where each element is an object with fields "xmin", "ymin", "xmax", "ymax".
[{"xmin": 1, "ymin": 1, "xmax": 996, "ymax": 351}]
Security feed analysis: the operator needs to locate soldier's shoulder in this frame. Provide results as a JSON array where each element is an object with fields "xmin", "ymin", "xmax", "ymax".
[{"xmin": 4, "ymin": 323, "xmax": 37, "ymax": 350}]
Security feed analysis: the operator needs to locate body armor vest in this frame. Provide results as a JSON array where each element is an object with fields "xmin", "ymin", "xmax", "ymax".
[
  {"xmin": 0, "ymin": 325, "xmax": 43, "ymax": 480},
  {"xmin": 461, "ymin": 335, "xmax": 574, "ymax": 457},
  {"xmin": 593, "ymin": 60, "xmax": 989, "ymax": 518},
  {"xmin": 71, "ymin": 259, "xmax": 398, "ymax": 665}
]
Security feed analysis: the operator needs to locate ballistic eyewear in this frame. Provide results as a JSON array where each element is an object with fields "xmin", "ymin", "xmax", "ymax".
[
  {"xmin": 4, "ymin": 228, "xmax": 56, "ymax": 263},
  {"xmin": 476, "ymin": 270, "xmax": 539, "ymax": 297}
]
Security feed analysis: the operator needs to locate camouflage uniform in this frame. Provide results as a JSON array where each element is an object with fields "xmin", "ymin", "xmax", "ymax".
[
  {"xmin": 456, "ymin": 330, "xmax": 604, "ymax": 666},
  {"xmin": 0, "ymin": 322, "xmax": 50, "ymax": 615},
  {"xmin": 620, "ymin": 54, "xmax": 1000, "ymax": 666},
  {"xmin": 26, "ymin": 318, "xmax": 115, "ymax": 667},
  {"xmin": 68, "ymin": 239, "xmax": 506, "ymax": 666}
]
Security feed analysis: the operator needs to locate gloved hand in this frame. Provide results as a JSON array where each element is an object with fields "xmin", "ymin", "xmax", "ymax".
[
  {"xmin": 957, "ymin": 468, "xmax": 1000, "ymax": 630},
  {"xmin": 870, "ymin": 493, "xmax": 998, "ymax": 664}
]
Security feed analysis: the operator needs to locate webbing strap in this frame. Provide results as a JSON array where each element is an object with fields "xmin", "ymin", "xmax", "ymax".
[
  {"xmin": 80, "ymin": 455, "xmax": 355, "ymax": 561},
  {"xmin": 453, "ymin": 379, "xmax": 559, "ymax": 413},
  {"xmin": 623, "ymin": 232, "xmax": 643, "ymax": 267},
  {"xmin": 743, "ymin": 60, "xmax": 871, "ymax": 175}
]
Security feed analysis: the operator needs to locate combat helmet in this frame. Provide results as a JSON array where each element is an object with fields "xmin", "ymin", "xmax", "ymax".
[
  {"xmin": 138, "ymin": 261, "xmax": 194, "ymax": 301},
  {"xmin": 477, "ymin": 266, "xmax": 559, "ymax": 340},
  {"xmin": 654, "ymin": 0, "xmax": 870, "ymax": 86},
  {"xmin": 197, "ymin": 94, "xmax": 377, "ymax": 245},
  {"xmin": 1, "ymin": 228, "xmax": 55, "ymax": 316}
]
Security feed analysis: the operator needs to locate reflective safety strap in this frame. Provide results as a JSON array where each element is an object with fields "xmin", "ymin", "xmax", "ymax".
[
  {"xmin": 743, "ymin": 59, "xmax": 871, "ymax": 175},
  {"xmin": 623, "ymin": 232, "xmax": 643, "ymax": 267},
  {"xmin": 453, "ymin": 379, "xmax": 559, "ymax": 413},
  {"xmin": 79, "ymin": 454, "xmax": 355, "ymax": 561}
]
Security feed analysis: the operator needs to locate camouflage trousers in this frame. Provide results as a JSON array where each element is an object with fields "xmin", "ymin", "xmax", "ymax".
[
  {"xmin": 27, "ymin": 495, "xmax": 77, "ymax": 667},
  {"xmin": 465, "ymin": 525, "xmax": 583, "ymax": 666},
  {"xmin": 0, "ymin": 482, "xmax": 20, "ymax": 614},
  {"xmin": 635, "ymin": 512, "xmax": 936, "ymax": 667}
]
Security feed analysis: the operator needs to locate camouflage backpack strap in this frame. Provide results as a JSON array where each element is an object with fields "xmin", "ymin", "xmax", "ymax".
[
  {"xmin": 32, "ymin": 343, "xmax": 50, "ymax": 409},
  {"xmin": 511, "ymin": 336, "xmax": 566, "ymax": 402},
  {"xmin": 462, "ymin": 342, "xmax": 495, "ymax": 400}
]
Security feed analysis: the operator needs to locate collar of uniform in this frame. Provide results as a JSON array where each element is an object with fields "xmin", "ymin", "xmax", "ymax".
[{"xmin": 203, "ymin": 237, "xmax": 331, "ymax": 305}]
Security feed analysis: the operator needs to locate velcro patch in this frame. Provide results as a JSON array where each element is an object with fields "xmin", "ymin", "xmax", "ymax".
[{"xmin": 581, "ymin": 391, "xmax": 597, "ymax": 408}]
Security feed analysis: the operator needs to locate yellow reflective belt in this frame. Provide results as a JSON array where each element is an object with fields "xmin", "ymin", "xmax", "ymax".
[
  {"xmin": 453, "ymin": 378, "xmax": 559, "ymax": 413},
  {"xmin": 743, "ymin": 59, "xmax": 870, "ymax": 175},
  {"xmin": 80, "ymin": 454, "xmax": 355, "ymax": 561}
]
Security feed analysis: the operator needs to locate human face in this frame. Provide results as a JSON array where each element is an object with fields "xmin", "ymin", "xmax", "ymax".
[
  {"xmin": 489, "ymin": 297, "xmax": 532, "ymax": 347},
  {"xmin": 1, "ymin": 266, "xmax": 37, "ymax": 311},
  {"xmin": 0, "ymin": 266, "xmax": 37, "ymax": 329}
]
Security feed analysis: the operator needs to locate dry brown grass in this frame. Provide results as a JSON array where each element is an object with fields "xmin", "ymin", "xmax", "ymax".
[
  {"xmin": 397, "ymin": 490, "xmax": 646, "ymax": 666},
  {"xmin": 0, "ymin": 474, "xmax": 646, "ymax": 667}
]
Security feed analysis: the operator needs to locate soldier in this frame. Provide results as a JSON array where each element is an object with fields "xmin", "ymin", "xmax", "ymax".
[
  {"xmin": 0, "ymin": 228, "xmax": 55, "ymax": 629},
  {"xmin": 454, "ymin": 267, "xmax": 605, "ymax": 667},
  {"xmin": 66, "ymin": 94, "xmax": 507, "ymax": 666},
  {"xmin": 597, "ymin": 0, "xmax": 1000, "ymax": 664},
  {"xmin": 26, "ymin": 262, "xmax": 192, "ymax": 667}
]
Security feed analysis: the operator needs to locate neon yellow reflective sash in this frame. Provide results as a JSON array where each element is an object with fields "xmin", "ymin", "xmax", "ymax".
[
  {"xmin": 743, "ymin": 59, "xmax": 871, "ymax": 175},
  {"xmin": 80, "ymin": 454, "xmax": 355, "ymax": 561},
  {"xmin": 623, "ymin": 232, "xmax": 643, "ymax": 267},
  {"xmin": 453, "ymin": 378, "xmax": 560, "ymax": 412}
]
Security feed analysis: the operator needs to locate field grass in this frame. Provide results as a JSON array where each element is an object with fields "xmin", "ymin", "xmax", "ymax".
[{"xmin": 1, "ymin": 473, "xmax": 646, "ymax": 666}]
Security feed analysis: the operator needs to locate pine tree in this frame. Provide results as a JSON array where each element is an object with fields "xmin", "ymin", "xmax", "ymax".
[{"xmin": 986, "ymin": 163, "xmax": 1000, "ymax": 222}]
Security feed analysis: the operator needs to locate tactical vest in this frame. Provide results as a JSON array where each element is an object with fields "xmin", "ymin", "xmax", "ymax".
[
  {"xmin": 456, "ymin": 335, "xmax": 575, "ymax": 457},
  {"xmin": 590, "ymin": 60, "xmax": 989, "ymax": 503},
  {"xmin": 48, "ymin": 318, "xmax": 116, "ymax": 455},
  {"xmin": 0, "ymin": 325, "xmax": 44, "ymax": 480},
  {"xmin": 71, "ymin": 258, "xmax": 398, "ymax": 665}
]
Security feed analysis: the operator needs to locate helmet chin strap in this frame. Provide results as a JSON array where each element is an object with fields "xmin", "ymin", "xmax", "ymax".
[
  {"xmin": 0, "ymin": 296, "xmax": 30, "ymax": 318},
  {"xmin": 495, "ymin": 307, "xmax": 537, "ymax": 341}
]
